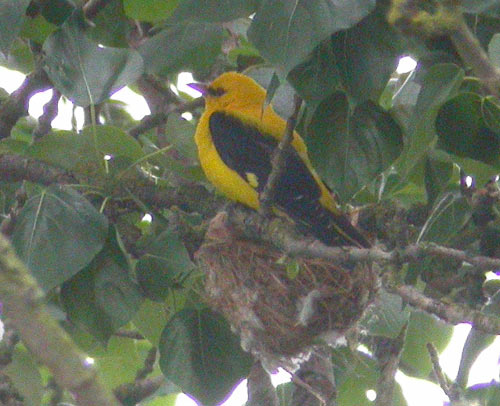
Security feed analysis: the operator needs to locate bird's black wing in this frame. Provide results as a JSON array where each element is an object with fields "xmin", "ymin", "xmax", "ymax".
[{"xmin": 209, "ymin": 111, "xmax": 369, "ymax": 247}]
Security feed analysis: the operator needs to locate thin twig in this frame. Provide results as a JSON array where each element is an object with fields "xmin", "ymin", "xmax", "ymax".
[
  {"xmin": 114, "ymin": 375, "xmax": 165, "ymax": 405},
  {"xmin": 128, "ymin": 98, "xmax": 204, "ymax": 138},
  {"xmin": 113, "ymin": 329, "xmax": 145, "ymax": 340},
  {"xmin": 450, "ymin": 17, "xmax": 500, "ymax": 96},
  {"xmin": 392, "ymin": 283, "xmax": 500, "ymax": 335},
  {"xmin": 259, "ymin": 94, "xmax": 302, "ymax": 216},
  {"xmin": 427, "ymin": 343, "xmax": 463, "ymax": 404}
]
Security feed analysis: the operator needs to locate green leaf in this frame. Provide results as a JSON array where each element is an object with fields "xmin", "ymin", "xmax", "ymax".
[
  {"xmin": 488, "ymin": 33, "xmax": 500, "ymax": 68},
  {"xmin": 307, "ymin": 93, "xmax": 403, "ymax": 200},
  {"xmin": 329, "ymin": 4, "xmax": 403, "ymax": 103},
  {"xmin": 417, "ymin": 191, "xmax": 472, "ymax": 244},
  {"xmin": 89, "ymin": 0, "xmax": 131, "ymax": 48},
  {"xmin": 287, "ymin": 42, "xmax": 340, "ymax": 104},
  {"xmin": 43, "ymin": 10, "xmax": 143, "ymax": 106},
  {"xmin": 28, "ymin": 125, "xmax": 144, "ymax": 175},
  {"xmin": 139, "ymin": 22, "xmax": 223, "ymax": 77},
  {"xmin": 466, "ymin": 382, "xmax": 500, "ymax": 406},
  {"xmin": 94, "ymin": 336, "xmax": 143, "ymax": 388},
  {"xmin": 482, "ymin": 95, "xmax": 500, "ymax": 134},
  {"xmin": 360, "ymin": 290, "xmax": 410, "ymax": 338},
  {"xmin": 248, "ymin": 0, "xmax": 376, "ymax": 75},
  {"xmin": 332, "ymin": 347, "xmax": 407, "ymax": 406},
  {"xmin": 61, "ymin": 228, "xmax": 142, "ymax": 343},
  {"xmin": 159, "ymin": 308, "xmax": 253, "ymax": 406},
  {"xmin": 163, "ymin": 114, "xmax": 198, "ymax": 162},
  {"xmin": 396, "ymin": 64, "xmax": 464, "ymax": 178},
  {"xmin": 136, "ymin": 230, "xmax": 195, "ymax": 301},
  {"xmin": 132, "ymin": 299, "xmax": 169, "ymax": 346},
  {"xmin": 3, "ymin": 345, "xmax": 43, "ymax": 406},
  {"xmin": 424, "ymin": 152, "xmax": 454, "ymax": 206},
  {"xmin": 457, "ymin": 289, "xmax": 500, "ymax": 387},
  {"xmin": 20, "ymin": 14, "xmax": 58, "ymax": 44},
  {"xmin": 0, "ymin": 0, "xmax": 31, "ymax": 56},
  {"xmin": 11, "ymin": 185, "xmax": 108, "ymax": 290},
  {"xmin": 400, "ymin": 310, "xmax": 453, "ymax": 378},
  {"xmin": 123, "ymin": 0, "xmax": 178, "ymax": 22},
  {"xmin": 94, "ymin": 254, "xmax": 143, "ymax": 327},
  {"xmin": 436, "ymin": 92, "xmax": 500, "ymax": 166},
  {"xmin": 40, "ymin": 0, "xmax": 74, "ymax": 25},
  {"xmin": 0, "ymin": 37, "xmax": 34, "ymax": 73},
  {"xmin": 246, "ymin": 66, "xmax": 296, "ymax": 119},
  {"xmin": 172, "ymin": 0, "xmax": 257, "ymax": 22}
]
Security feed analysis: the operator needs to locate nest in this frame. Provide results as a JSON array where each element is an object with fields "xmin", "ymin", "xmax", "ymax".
[{"xmin": 195, "ymin": 212, "xmax": 377, "ymax": 365}]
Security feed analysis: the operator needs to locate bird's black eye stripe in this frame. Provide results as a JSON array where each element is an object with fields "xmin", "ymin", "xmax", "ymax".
[{"xmin": 207, "ymin": 87, "xmax": 226, "ymax": 97}]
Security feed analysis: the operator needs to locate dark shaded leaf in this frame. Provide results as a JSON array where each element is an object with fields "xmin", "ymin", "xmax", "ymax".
[
  {"xmin": 424, "ymin": 152, "xmax": 454, "ymax": 206},
  {"xmin": 396, "ymin": 64, "xmax": 464, "ymax": 177},
  {"xmin": 12, "ymin": 186, "xmax": 108, "ymax": 290},
  {"xmin": 0, "ymin": 0, "xmax": 31, "ymax": 56},
  {"xmin": 136, "ymin": 230, "xmax": 194, "ymax": 301},
  {"xmin": 248, "ymin": 0, "xmax": 376, "ymax": 75},
  {"xmin": 360, "ymin": 290, "xmax": 410, "ymax": 338},
  {"xmin": 28, "ymin": 126, "xmax": 144, "ymax": 176},
  {"xmin": 173, "ymin": 0, "xmax": 258, "ymax": 22},
  {"xmin": 40, "ymin": 0, "xmax": 74, "ymax": 25},
  {"xmin": 61, "ymin": 229, "xmax": 142, "ymax": 344},
  {"xmin": 332, "ymin": 347, "xmax": 407, "ymax": 406},
  {"xmin": 400, "ymin": 311, "xmax": 453, "ymax": 378},
  {"xmin": 329, "ymin": 4, "xmax": 403, "ymax": 103},
  {"xmin": 139, "ymin": 22, "xmax": 223, "ymax": 77},
  {"xmin": 88, "ymin": 0, "xmax": 131, "ymax": 48},
  {"xmin": 307, "ymin": 93, "xmax": 403, "ymax": 200},
  {"xmin": 417, "ymin": 191, "xmax": 472, "ymax": 244},
  {"xmin": 43, "ymin": 10, "xmax": 143, "ymax": 106},
  {"xmin": 436, "ymin": 92, "xmax": 500, "ymax": 166},
  {"xmin": 159, "ymin": 308, "xmax": 253, "ymax": 406}
]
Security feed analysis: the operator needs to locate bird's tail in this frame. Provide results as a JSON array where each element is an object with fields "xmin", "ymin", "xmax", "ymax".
[{"xmin": 295, "ymin": 202, "xmax": 370, "ymax": 248}]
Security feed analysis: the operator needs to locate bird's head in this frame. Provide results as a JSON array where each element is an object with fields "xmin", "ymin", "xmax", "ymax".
[{"xmin": 189, "ymin": 72, "xmax": 266, "ymax": 110}]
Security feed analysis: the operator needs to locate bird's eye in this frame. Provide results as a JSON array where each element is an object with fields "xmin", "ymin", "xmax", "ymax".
[{"xmin": 207, "ymin": 87, "xmax": 226, "ymax": 97}]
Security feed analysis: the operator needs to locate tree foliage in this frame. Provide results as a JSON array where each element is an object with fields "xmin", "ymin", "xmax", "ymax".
[{"xmin": 1, "ymin": 0, "xmax": 500, "ymax": 405}]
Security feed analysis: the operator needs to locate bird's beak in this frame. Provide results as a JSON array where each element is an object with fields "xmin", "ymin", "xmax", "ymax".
[{"xmin": 187, "ymin": 82, "xmax": 208, "ymax": 97}]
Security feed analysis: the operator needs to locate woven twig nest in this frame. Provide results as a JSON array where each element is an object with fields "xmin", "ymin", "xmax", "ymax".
[{"xmin": 196, "ymin": 212, "xmax": 377, "ymax": 365}]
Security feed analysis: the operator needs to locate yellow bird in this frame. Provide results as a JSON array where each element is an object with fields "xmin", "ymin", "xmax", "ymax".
[{"xmin": 191, "ymin": 72, "xmax": 370, "ymax": 248}]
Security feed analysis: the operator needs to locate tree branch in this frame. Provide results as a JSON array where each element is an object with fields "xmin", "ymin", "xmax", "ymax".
[
  {"xmin": 0, "ymin": 233, "xmax": 119, "ymax": 406},
  {"xmin": 375, "ymin": 325, "xmax": 407, "ymax": 406},
  {"xmin": 33, "ymin": 89, "xmax": 60, "ymax": 138},
  {"xmin": 450, "ymin": 17, "xmax": 500, "ymax": 96},
  {"xmin": 259, "ymin": 94, "xmax": 302, "ymax": 216},
  {"xmin": 114, "ymin": 375, "xmax": 165, "ymax": 405},
  {"xmin": 427, "ymin": 343, "xmax": 463, "ymax": 405},
  {"xmin": 227, "ymin": 205, "xmax": 500, "ymax": 272},
  {"xmin": 391, "ymin": 283, "xmax": 500, "ymax": 335},
  {"xmin": 0, "ymin": 155, "xmax": 76, "ymax": 185},
  {"xmin": 0, "ymin": 70, "xmax": 51, "ymax": 139}
]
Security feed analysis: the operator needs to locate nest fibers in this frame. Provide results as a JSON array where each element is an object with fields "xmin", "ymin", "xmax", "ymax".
[{"xmin": 196, "ymin": 212, "xmax": 377, "ymax": 366}]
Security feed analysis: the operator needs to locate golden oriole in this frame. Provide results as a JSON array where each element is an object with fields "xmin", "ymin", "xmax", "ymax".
[{"xmin": 190, "ymin": 72, "xmax": 369, "ymax": 248}]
